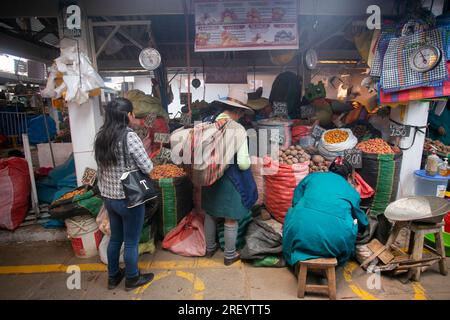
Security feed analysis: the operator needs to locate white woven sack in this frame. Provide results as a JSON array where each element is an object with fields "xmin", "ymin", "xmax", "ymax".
[{"xmin": 320, "ymin": 128, "xmax": 357, "ymax": 152}]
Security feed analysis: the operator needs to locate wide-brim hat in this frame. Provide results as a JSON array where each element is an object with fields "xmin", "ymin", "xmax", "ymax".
[
  {"xmin": 218, "ymin": 86, "xmax": 254, "ymax": 114},
  {"xmin": 247, "ymin": 97, "xmax": 269, "ymax": 110}
]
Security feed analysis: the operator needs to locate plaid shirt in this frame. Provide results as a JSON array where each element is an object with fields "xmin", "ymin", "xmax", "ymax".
[{"xmin": 98, "ymin": 129, "xmax": 153, "ymax": 199}]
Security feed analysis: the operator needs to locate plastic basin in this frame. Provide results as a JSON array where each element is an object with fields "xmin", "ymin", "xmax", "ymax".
[{"xmin": 414, "ymin": 170, "xmax": 449, "ymax": 198}]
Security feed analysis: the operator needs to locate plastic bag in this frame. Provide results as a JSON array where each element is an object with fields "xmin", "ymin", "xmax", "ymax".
[
  {"xmin": 45, "ymin": 41, "xmax": 104, "ymax": 105},
  {"xmin": 162, "ymin": 211, "xmax": 206, "ymax": 257},
  {"xmin": 96, "ymin": 205, "xmax": 110, "ymax": 236},
  {"xmin": 241, "ymin": 217, "xmax": 283, "ymax": 260},
  {"xmin": 263, "ymin": 156, "xmax": 309, "ymax": 223},
  {"xmin": 354, "ymin": 172, "xmax": 375, "ymax": 199}
]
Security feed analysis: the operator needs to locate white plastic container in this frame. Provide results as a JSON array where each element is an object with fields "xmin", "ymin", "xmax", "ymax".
[
  {"xmin": 414, "ymin": 170, "xmax": 449, "ymax": 198},
  {"xmin": 65, "ymin": 215, "xmax": 103, "ymax": 258}
]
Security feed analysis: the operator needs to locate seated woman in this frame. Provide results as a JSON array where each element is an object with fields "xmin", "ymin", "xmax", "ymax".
[{"xmin": 282, "ymin": 157, "xmax": 368, "ymax": 267}]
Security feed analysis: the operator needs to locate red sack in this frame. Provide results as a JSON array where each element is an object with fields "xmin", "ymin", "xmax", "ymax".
[
  {"xmin": 354, "ymin": 172, "xmax": 375, "ymax": 199},
  {"xmin": 444, "ymin": 213, "xmax": 450, "ymax": 233},
  {"xmin": 263, "ymin": 156, "xmax": 310, "ymax": 224},
  {"xmin": 0, "ymin": 157, "xmax": 31, "ymax": 230},
  {"xmin": 142, "ymin": 117, "xmax": 170, "ymax": 159},
  {"xmin": 291, "ymin": 124, "xmax": 312, "ymax": 145},
  {"xmin": 162, "ymin": 211, "xmax": 206, "ymax": 257}
]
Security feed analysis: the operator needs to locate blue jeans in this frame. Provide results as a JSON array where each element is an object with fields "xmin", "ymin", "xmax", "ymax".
[{"xmin": 104, "ymin": 198, "xmax": 145, "ymax": 279}]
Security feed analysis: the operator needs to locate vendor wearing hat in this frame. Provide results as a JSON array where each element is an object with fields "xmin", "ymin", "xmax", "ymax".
[
  {"xmin": 202, "ymin": 86, "xmax": 258, "ymax": 266},
  {"xmin": 246, "ymin": 87, "xmax": 272, "ymax": 121}
]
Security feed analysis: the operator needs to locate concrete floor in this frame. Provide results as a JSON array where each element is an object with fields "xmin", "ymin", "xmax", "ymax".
[{"xmin": 0, "ymin": 240, "xmax": 449, "ymax": 300}]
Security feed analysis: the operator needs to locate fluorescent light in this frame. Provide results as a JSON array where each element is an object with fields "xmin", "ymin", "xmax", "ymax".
[{"xmin": 318, "ymin": 60, "xmax": 358, "ymax": 64}]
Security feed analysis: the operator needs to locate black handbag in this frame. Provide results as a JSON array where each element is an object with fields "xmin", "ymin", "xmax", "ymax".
[{"xmin": 120, "ymin": 129, "xmax": 158, "ymax": 208}]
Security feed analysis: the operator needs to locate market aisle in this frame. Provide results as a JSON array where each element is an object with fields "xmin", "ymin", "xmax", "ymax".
[{"xmin": 0, "ymin": 241, "xmax": 449, "ymax": 300}]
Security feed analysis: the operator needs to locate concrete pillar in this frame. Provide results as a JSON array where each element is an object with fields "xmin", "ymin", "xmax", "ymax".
[
  {"xmin": 390, "ymin": 101, "xmax": 429, "ymax": 198},
  {"xmin": 58, "ymin": 4, "xmax": 104, "ymax": 186}
]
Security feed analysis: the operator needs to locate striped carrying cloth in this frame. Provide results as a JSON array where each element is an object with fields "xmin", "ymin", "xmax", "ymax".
[{"xmin": 182, "ymin": 118, "xmax": 247, "ymax": 187}]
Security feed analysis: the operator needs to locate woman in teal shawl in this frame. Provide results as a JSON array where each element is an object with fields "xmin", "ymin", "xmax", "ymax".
[
  {"xmin": 282, "ymin": 157, "xmax": 368, "ymax": 266},
  {"xmin": 428, "ymin": 102, "xmax": 450, "ymax": 145}
]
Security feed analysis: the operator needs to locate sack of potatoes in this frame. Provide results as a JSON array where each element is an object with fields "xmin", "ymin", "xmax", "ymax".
[
  {"xmin": 278, "ymin": 145, "xmax": 311, "ymax": 165},
  {"xmin": 309, "ymin": 154, "xmax": 331, "ymax": 173}
]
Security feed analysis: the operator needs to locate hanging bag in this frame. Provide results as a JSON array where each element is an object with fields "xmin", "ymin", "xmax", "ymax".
[{"xmin": 120, "ymin": 129, "xmax": 158, "ymax": 208}]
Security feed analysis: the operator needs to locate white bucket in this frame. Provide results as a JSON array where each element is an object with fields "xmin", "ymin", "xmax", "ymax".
[{"xmin": 65, "ymin": 215, "xmax": 103, "ymax": 258}]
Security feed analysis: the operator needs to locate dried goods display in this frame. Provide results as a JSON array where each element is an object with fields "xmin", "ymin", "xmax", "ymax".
[
  {"xmin": 424, "ymin": 138, "xmax": 450, "ymax": 155},
  {"xmin": 277, "ymin": 145, "xmax": 311, "ymax": 165},
  {"xmin": 356, "ymin": 138, "xmax": 395, "ymax": 154},
  {"xmin": 351, "ymin": 125, "xmax": 368, "ymax": 139},
  {"xmin": 58, "ymin": 188, "xmax": 87, "ymax": 201},
  {"xmin": 309, "ymin": 155, "xmax": 330, "ymax": 173},
  {"xmin": 150, "ymin": 164, "xmax": 186, "ymax": 180},
  {"xmin": 324, "ymin": 129, "xmax": 349, "ymax": 144}
]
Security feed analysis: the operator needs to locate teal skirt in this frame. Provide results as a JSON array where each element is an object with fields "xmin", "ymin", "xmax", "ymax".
[{"xmin": 202, "ymin": 174, "xmax": 249, "ymax": 220}]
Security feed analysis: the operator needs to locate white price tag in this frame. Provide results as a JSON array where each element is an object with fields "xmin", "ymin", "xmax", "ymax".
[
  {"xmin": 154, "ymin": 133, "xmax": 170, "ymax": 144},
  {"xmin": 144, "ymin": 113, "xmax": 157, "ymax": 128},
  {"xmin": 158, "ymin": 147, "xmax": 172, "ymax": 161}
]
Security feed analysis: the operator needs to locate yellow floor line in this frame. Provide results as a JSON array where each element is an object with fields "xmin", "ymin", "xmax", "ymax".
[
  {"xmin": 0, "ymin": 259, "xmax": 241, "ymax": 275},
  {"xmin": 343, "ymin": 261, "xmax": 428, "ymax": 300},
  {"xmin": 343, "ymin": 262, "xmax": 379, "ymax": 300}
]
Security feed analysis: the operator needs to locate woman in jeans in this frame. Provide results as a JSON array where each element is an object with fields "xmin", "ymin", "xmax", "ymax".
[{"xmin": 95, "ymin": 98, "xmax": 154, "ymax": 291}]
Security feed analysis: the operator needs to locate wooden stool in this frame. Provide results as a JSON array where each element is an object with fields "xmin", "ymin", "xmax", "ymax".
[
  {"xmin": 297, "ymin": 258, "xmax": 338, "ymax": 300},
  {"xmin": 386, "ymin": 221, "xmax": 448, "ymax": 281},
  {"xmin": 407, "ymin": 222, "xmax": 448, "ymax": 281}
]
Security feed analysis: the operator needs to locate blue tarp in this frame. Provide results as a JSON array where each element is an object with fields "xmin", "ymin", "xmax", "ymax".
[
  {"xmin": 27, "ymin": 115, "xmax": 57, "ymax": 145},
  {"xmin": 36, "ymin": 154, "xmax": 77, "ymax": 204}
]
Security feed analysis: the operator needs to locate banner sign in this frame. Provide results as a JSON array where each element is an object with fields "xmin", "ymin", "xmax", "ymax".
[{"xmin": 194, "ymin": 0, "xmax": 298, "ymax": 52}]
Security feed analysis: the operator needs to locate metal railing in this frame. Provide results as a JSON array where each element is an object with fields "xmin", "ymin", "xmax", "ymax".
[{"xmin": 0, "ymin": 112, "xmax": 28, "ymax": 146}]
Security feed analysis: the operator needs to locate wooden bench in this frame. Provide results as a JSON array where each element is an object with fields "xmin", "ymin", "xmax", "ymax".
[{"xmin": 297, "ymin": 257, "xmax": 338, "ymax": 300}]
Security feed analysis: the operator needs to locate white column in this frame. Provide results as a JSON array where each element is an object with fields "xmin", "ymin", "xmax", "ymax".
[
  {"xmin": 390, "ymin": 101, "xmax": 429, "ymax": 198},
  {"xmin": 58, "ymin": 5, "xmax": 104, "ymax": 186}
]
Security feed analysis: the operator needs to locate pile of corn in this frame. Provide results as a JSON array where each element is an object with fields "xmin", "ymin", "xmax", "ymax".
[
  {"xmin": 324, "ymin": 129, "xmax": 349, "ymax": 144},
  {"xmin": 59, "ymin": 188, "xmax": 86, "ymax": 201}
]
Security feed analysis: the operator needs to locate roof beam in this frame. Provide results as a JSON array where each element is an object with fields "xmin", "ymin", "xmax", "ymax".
[
  {"xmin": 96, "ymin": 25, "xmax": 120, "ymax": 57},
  {"xmin": 99, "ymin": 17, "xmax": 146, "ymax": 50},
  {"xmin": 0, "ymin": 30, "xmax": 59, "ymax": 63},
  {"xmin": 91, "ymin": 20, "xmax": 152, "ymax": 27},
  {"xmin": 1, "ymin": 0, "xmax": 398, "ymax": 18},
  {"xmin": 97, "ymin": 48, "xmax": 361, "ymax": 71}
]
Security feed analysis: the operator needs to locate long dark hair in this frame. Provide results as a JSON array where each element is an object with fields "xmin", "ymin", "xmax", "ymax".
[
  {"xmin": 329, "ymin": 156, "xmax": 353, "ymax": 179},
  {"xmin": 94, "ymin": 98, "xmax": 133, "ymax": 167}
]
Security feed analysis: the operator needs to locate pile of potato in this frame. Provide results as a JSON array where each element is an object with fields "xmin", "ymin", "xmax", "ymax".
[
  {"xmin": 278, "ymin": 145, "xmax": 311, "ymax": 165},
  {"xmin": 309, "ymin": 155, "xmax": 330, "ymax": 173}
]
